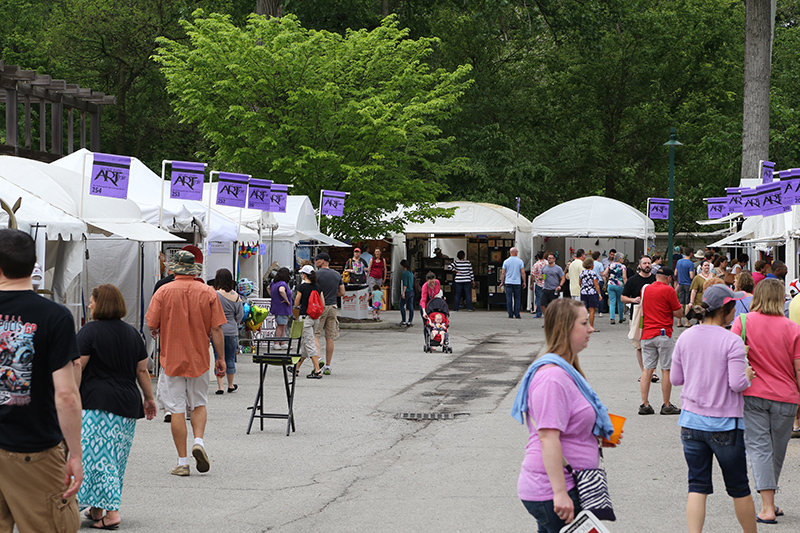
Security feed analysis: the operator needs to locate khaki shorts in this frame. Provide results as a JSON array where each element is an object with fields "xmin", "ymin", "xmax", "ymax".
[
  {"xmin": 0, "ymin": 442, "xmax": 80, "ymax": 533},
  {"xmin": 641, "ymin": 335, "xmax": 675, "ymax": 370},
  {"xmin": 157, "ymin": 371, "xmax": 210, "ymax": 415},
  {"xmin": 315, "ymin": 305, "xmax": 339, "ymax": 340}
]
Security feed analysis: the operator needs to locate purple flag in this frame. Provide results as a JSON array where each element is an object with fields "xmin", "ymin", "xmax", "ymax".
[
  {"xmin": 170, "ymin": 161, "xmax": 205, "ymax": 201},
  {"xmin": 707, "ymin": 197, "xmax": 728, "ymax": 219},
  {"xmin": 726, "ymin": 187, "xmax": 744, "ymax": 215},
  {"xmin": 778, "ymin": 169, "xmax": 800, "ymax": 210},
  {"xmin": 740, "ymin": 187, "xmax": 761, "ymax": 216},
  {"xmin": 268, "ymin": 184, "xmax": 289, "ymax": 213},
  {"xmin": 761, "ymin": 160, "xmax": 775, "ymax": 184},
  {"xmin": 90, "ymin": 153, "xmax": 131, "ymax": 199},
  {"xmin": 248, "ymin": 178, "xmax": 273, "ymax": 211},
  {"xmin": 216, "ymin": 172, "xmax": 249, "ymax": 208},
  {"xmin": 648, "ymin": 198, "xmax": 670, "ymax": 220},
  {"xmin": 321, "ymin": 190, "xmax": 347, "ymax": 216},
  {"xmin": 758, "ymin": 182, "xmax": 783, "ymax": 216}
]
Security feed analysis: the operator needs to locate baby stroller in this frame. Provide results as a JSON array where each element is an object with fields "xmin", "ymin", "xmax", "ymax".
[{"xmin": 423, "ymin": 295, "xmax": 452, "ymax": 353}]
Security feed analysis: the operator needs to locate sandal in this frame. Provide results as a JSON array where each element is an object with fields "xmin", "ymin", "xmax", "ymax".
[
  {"xmin": 306, "ymin": 370, "xmax": 323, "ymax": 379},
  {"xmin": 91, "ymin": 517, "xmax": 120, "ymax": 530},
  {"xmin": 227, "ymin": 384, "xmax": 238, "ymax": 393},
  {"xmin": 84, "ymin": 508, "xmax": 104, "ymax": 521}
]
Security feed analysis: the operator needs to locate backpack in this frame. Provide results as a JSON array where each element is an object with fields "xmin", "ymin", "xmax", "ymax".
[{"xmin": 307, "ymin": 289, "xmax": 324, "ymax": 319}]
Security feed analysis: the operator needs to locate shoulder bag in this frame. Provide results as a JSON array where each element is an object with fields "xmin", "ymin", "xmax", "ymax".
[
  {"xmin": 627, "ymin": 283, "xmax": 648, "ymax": 341},
  {"xmin": 563, "ymin": 442, "xmax": 616, "ymax": 522}
]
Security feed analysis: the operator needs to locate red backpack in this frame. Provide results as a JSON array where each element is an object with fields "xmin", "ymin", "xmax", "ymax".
[{"xmin": 307, "ymin": 290, "xmax": 324, "ymax": 319}]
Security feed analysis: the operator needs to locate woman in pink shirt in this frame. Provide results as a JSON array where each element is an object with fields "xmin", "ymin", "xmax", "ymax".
[
  {"xmin": 671, "ymin": 285, "xmax": 756, "ymax": 533},
  {"xmin": 419, "ymin": 272, "xmax": 441, "ymax": 318},
  {"xmin": 731, "ymin": 279, "xmax": 800, "ymax": 524}
]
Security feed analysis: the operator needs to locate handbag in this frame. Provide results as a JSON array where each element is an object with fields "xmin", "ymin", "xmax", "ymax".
[
  {"xmin": 627, "ymin": 283, "xmax": 648, "ymax": 341},
  {"xmin": 289, "ymin": 317, "xmax": 304, "ymax": 339},
  {"xmin": 739, "ymin": 314, "xmax": 749, "ymax": 357},
  {"xmin": 563, "ymin": 445, "xmax": 616, "ymax": 522}
]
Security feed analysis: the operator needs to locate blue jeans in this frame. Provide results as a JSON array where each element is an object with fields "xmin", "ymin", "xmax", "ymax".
[
  {"xmin": 681, "ymin": 426, "xmax": 750, "ymax": 497},
  {"xmin": 505, "ymin": 283, "xmax": 522, "ymax": 318},
  {"xmin": 212, "ymin": 335, "xmax": 238, "ymax": 375},
  {"xmin": 453, "ymin": 281, "xmax": 473, "ymax": 310},
  {"xmin": 399, "ymin": 291, "xmax": 414, "ymax": 324},
  {"xmin": 534, "ymin": 285, "xmax": 543, "ymax": 317},
  {"xmin": 607, "ymin": 284, "xmax": 624, "ymax": 321},
  {"xmin": 521, "ymin": 487, "xmax": 581, "ymax": 533}
]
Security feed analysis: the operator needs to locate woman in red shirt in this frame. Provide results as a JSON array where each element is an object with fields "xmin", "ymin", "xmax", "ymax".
[{"xmin": 367, "ymin": 247, "xmax": 387, "ymax": 295}]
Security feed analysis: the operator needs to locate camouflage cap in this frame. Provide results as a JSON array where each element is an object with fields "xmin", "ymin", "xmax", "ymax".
[{"xmin": 166, "ymin": 250, "xmax": 202, "ymax": 276}]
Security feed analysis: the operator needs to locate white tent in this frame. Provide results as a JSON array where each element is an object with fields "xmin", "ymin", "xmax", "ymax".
[
  {"xmin": 52, "ymin": 149, "xmax": 256, "ymax": 243},
  {"xmin": 531, "ymin": 196, "xmax": 655, "ymax": 239}
]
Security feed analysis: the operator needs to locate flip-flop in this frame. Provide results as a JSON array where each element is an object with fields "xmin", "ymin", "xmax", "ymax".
[
  {"xmin": 84, "ymin": 509, "xmax": 103, "ymax": 521},
  {"xmin": 775, "ymin": 507, "xmax": 784, "ymax": 516},
  {"xmin": 92, "ymin": 517, "xmax": 120, "ymax": 530},
  {"xmin": 756, "ymin": 516, "xmax": 778, "ymax": 524}
]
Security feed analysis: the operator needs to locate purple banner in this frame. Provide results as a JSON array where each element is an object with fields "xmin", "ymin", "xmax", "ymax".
[
  {"xmin": 779, "ymin": 169, "xmax": 800, "ymax": 210},
  {"xmin": 648, "ymin": 198, "xmax": 670, "ymax": 220},
  {"xmin": 726, "ymin": 187, "xmax": 744, "ymax": 215},
  {"xmin": 758, "ymin": 182, "xmax": 783, "ymax": 216},
  {"xmin": 216, "ymin": 172, "xmax": 249, "ymax": 208},
  {"xmin": 321, "ymin": 190, "xmax": 347, "ymax": 217},
  {"xmin": 170, "ymin": 161, "xmax": 205, "ymax": 201},
  {"xmin": 740, "ymin": 187, "xmax": 761, "ymax": 217},
  {"xmin": 268, "ymin": 184, "xmax": 289, "ymax": 213},
  {"xmin": 90, "ymin": 153, "xmax": 131, "ymax": 199},
  {"xmin": 761, "ymin": 160, "xmax": 775, "ymax": 184},
  {"xmin": 707, "ymin": 197, "xmax": 728, "ymax": 219},
  {"xmin": 248, "ymin": 178, "xmax": 273, "ymax": 211}
]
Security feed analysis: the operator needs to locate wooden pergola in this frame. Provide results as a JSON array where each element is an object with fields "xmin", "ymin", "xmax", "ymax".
[{"xmin": 0, "ymin": 61, "xmax": 116, "ymax": 162}]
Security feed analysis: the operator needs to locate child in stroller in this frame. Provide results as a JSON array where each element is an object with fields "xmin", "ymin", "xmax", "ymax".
[{"xmin": 423, "ymin": 291, "xmax": 453, "ymax": 353}]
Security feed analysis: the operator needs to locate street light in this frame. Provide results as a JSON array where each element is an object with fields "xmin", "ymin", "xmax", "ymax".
[{"xmin": 664, "ymin": 128, "xmax": 682, "ymax": 268}]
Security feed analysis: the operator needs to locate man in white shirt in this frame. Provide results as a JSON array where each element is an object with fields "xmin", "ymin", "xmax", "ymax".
[{"xmin": 568, "ymin": 249, "xmax": 586, "ymax": 301}]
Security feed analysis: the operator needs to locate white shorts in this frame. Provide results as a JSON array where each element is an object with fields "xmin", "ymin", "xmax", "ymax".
[{"xmin": 157, "ymin": 371, "xmax": 210, "ymax": 414}]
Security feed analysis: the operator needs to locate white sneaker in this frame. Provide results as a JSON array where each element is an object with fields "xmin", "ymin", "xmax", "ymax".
[{"xmin": 322, "ymin": 366, "xmax": 331, "ymax": 375}]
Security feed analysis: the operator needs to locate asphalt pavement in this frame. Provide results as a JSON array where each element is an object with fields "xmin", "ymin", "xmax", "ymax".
[{"xmin": 92, "ymin": 309, "xmax": 800, "ymax": 532}]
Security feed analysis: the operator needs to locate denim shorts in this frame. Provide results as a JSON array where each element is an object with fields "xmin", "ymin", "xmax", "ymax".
[
  {"xmin": 521, "ymin": 488, "xmax": 581, "ymax": 533},
  {"xmin": 275, "ymin": 314, "xmax": 290, "ymax": 326},
  {"xmin": 680, "ymin": 426, "xmax": 750, "ymax": 497},
  {"xmin": 212, "ymin": 335, "xmax": 238, "ymax": 375}
]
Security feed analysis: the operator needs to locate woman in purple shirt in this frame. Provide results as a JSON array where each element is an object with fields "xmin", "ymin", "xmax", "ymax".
[
  {"xmin": 269, "ymin": 268, "xmax": 293, "ymax": 340},
  {"xmin": 671, "ymin": 285, "xmax": 756, "ymax": 533}
]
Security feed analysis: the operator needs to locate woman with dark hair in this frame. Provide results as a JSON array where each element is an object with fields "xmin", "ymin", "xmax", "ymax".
[
  {"xmin": 213, "ymin": 268, "xmax": 243, "ymax": 395},
  {"xmin": 511, "ymin": 298, "xmax": 617, "ymax": 532},
  {"xmin": 293, "ymin": 265, "xmax": 324, "ymax": 379},
  {"xmin": 366, "ymin": 247, "xmax": 387, "ymax": 297},
  {"xmin": 671, "ymin": 285, "xmax": 756, "ymax": 533},
  {"xmin": 270, "ymin": 267, "xmax": 293, "ymax": 341},
  {"xmin": 399, "ymin": 259, "xmax": 415, "ymax": 327},
  {"xmin": 77, "ymin": 284, "xmax": 157, "ymax": 530},
  {"xmin": 731, "ymin": 271, "xmax": 754, "ymax": 324},
  {"xmin": 731, "ymin": 279, "xmax": 800, "ymax": 524}
]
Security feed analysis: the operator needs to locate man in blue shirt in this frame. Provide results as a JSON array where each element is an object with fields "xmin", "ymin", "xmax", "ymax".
[
  {"xmin": 500, "ymin": 247, "xmax": 526, "ymax": 319},
  {"xmin": 675, "ymin": 247, "xmax": 695, "ymax": 327}
]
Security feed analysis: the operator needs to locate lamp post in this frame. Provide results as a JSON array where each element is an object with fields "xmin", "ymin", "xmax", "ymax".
[{"xmin": 664, "ymin": 128, "xmax": 682, "ymax": 268}]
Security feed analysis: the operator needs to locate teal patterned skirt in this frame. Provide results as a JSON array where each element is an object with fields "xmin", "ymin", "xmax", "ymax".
[{"xmin": 77, "ymin": 409, "xmax": 137, "ymax": 511}]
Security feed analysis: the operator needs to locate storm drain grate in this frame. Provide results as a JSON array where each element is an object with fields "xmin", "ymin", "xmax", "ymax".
[{"xmin": 396, "ymin": 412, "xmax": 457, "ymax": 421}]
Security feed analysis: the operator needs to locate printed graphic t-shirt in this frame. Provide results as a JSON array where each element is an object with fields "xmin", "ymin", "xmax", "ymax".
[{"xmin": 0, "ymin": 290, "xmax": 79, "ymax": 453}]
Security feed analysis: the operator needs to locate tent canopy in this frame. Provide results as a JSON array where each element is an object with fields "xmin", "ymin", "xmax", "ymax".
[
  {"xmin": 401, "ymin": 201, "xmax": 532, "ymax": 235},
  {"xmin": 53, "ymin": 149, "xmax": 252, "ymax": 242},
  {"xmin": 532, "ymin": 196, "xmax": 654, "ymax": 240}
]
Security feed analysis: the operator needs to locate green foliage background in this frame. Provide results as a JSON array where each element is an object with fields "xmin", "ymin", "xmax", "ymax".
[{"xmin": 4, "ymin": 0, "xmax": 800, "ymax": 236}]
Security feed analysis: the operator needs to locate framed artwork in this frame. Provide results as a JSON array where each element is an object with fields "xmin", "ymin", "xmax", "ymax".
[
  {"xmin": 491, "ymin": 250, "xmax": 503, "ymax": 263},
  {"xmin": 505, "ymin": 239, "xmax": 514, "ymax": 247},
  {"xmin": 488, "ymin": 239, "xmax": 496, "ymax": 247}
]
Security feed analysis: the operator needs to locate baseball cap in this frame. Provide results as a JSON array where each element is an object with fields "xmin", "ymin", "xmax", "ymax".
[
  {"xmin": 354, "ymin": 248, "xmax": 361, "ymax": 252},
  {"xmin": 315, "ymin": 252, "xmax": 331, "ymax": 262},
  {"xmin": 181, "ymin": 244, "xmax": 203, "ymax": 264},
  {"xmin": 789, "ymin": 279, "xmax": 800, "ymax": 297},
  {"xmin": 657, "ymin": 267, "xmax": 674, "ymax": 278},
  {"xmin": 702, "ymin": 284, "xmax": 745, "ymax": 311},
  {"xmin": 300, "ymin": 265, "xmax": 315, "ymax": 275}
]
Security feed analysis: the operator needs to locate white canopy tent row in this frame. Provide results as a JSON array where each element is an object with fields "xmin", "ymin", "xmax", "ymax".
[
  {"xmin": 0, "ymin": 156, "xmax": 180, "ymax": 344},
  {"xmin": 390, "ymin": 201, "xmax": 533, "ymax": 308},
  {"xmin": 207, "ymin": 182, "xmax": 348, "ymax": 289}
]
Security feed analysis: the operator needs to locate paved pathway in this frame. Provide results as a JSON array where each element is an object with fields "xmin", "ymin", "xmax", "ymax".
[{"xmin": 92, "ymin": 310, "xmax": 800, "ymax": 532}]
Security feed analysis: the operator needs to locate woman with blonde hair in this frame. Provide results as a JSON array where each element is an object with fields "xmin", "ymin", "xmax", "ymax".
[
  {"xmin": 512, "ymin": 299, "xmax": 617, "ymax": 531},
  {"xmin": 731, "ymin": 279, "xmax": 800, "ymax": 524},
  {"xmin": 77, "ymin": 284, "xmax": 157, "ymax": 530}
]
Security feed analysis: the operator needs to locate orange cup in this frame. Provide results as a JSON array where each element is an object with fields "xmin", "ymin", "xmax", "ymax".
[{"xmin": 603, "ymin": 413, "xmax": 626, "ymax": 445}]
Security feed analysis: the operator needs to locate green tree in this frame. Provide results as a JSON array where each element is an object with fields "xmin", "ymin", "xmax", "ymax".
[{"xmin": 155, "ymin": 12, "xmax": 472, "ymax": 238}]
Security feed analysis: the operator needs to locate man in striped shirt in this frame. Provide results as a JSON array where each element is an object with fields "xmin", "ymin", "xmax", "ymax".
[{"xmin": 448, "ymin": 250, "xmax": 475, "ymax": 311}]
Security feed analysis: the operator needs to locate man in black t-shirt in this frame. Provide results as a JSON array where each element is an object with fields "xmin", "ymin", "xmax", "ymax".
[
  {"xmin": 0, "ymin": 229, "xmax": 82, "ymax": 532},
  {"xmin": 314, "ymin": 253, "xmax": 345, "ymax": 375},
  {"xmin": 621, "ymin": 255, "xmax": 657, "ymax": 384}
]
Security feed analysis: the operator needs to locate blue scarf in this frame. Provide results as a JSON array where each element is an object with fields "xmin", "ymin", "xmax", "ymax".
[{"xmin": 511, "ymin": 353, "xmax": 614, "ymax": 439}]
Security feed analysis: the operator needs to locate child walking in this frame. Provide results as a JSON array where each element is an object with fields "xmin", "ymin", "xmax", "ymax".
[{"xmin": 372, "ymin": 284, "xmax": 384, "ymax": 321}]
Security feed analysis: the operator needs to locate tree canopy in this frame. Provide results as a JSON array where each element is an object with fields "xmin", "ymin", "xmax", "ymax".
[{"xmin": 154, "ymin": 12, "xmax": 471, "ymax": 238}]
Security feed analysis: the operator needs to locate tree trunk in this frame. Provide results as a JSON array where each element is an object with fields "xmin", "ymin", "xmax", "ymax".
[
  {"xmin": 741, "ymin": 0, "xmax": 772, "ymax": 182},
  {"xmin": 382, "ymin": 0, "xmax": 389, "ymax": 18},
  {"xmin": 256, "ymin": 0, "xmax": 282, "ymax": 17}
]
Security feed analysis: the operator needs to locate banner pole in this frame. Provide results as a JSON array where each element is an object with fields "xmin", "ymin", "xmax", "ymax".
[
  {"xmin": 159, "ymin": 160, "xmax": 168, "ymax": 229},
  {"xmin": 80, "ymin": 151, "xmax": 90, "ymax": 219},
  {"xmin": 204, "ymin": 170, "xmax": 217, "ymax": 282}
]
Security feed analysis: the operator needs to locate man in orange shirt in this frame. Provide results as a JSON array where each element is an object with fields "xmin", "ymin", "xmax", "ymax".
[{"xmin": 146, "ymin": 250, "xmax": 226, "ymax": 476}]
